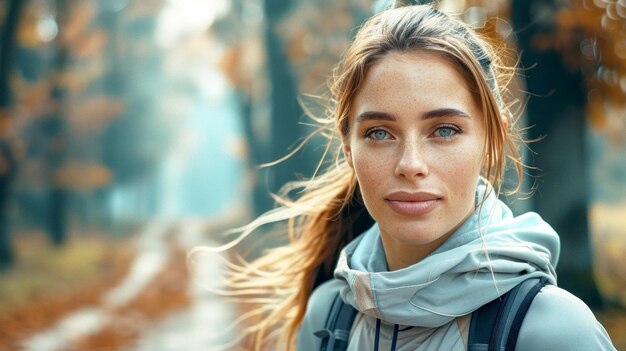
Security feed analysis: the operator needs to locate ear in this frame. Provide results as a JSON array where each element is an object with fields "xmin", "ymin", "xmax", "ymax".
[{"xmin": 343, "ymin": 142, "xmax": 353, "ymax": 168}]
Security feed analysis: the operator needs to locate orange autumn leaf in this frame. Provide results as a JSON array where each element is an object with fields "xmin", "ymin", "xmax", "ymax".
[
  {"xmin": 60, "ymin": 2, "xmax": 96, "ymax": 46},
  {"xmin": 68, "ymin": 97, "xmax": 125, "ymax": 135},
  {"xmin": 54, "ymin": 162, "xmax": 113, "ymax": 190},
  {"xmin": 68, "ymin": 29, "xmax": 109, "ymax": 59}
]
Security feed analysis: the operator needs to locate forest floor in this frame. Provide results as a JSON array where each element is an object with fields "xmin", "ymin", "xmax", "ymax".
[
  {"xmin": 0, "ymin": 220, "xmax": 239, "ymax": 351},
  {"xmin": 0, "ymin": 219, "xmax": 625, "ymax": 351}
]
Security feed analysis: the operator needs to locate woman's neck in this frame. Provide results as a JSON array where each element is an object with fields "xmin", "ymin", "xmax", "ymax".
[
  {"xmin": 381, "ymin": 207, "xmax": 475, "ymax": 271},
  {"xmin": 381, "ymin": 231, "xmax": 454, "ymax": 271}
]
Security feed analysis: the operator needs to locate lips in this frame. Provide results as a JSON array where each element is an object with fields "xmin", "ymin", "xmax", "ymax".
[{"xmin": 385, "ymin": 191, "xmax": 441, "ymax": 216}]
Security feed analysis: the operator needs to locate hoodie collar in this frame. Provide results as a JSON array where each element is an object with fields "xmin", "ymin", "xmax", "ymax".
[{"xmin": 334, "ymin": 180, "xmax": 559, "ymax": 327}]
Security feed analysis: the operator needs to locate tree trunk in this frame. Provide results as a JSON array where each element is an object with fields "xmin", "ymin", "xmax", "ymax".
[
  {"xmin": 46, "ymin": 0, "xmax": 70, "ymax": 247},
  {"xmin": 262, "ymin": 0, "xmax": 313, "ymax": 211},
  {"xmin": 235, "ymin": 90, "xmax": 274, "ymax": 215},
  {"xmin": 0, "ymin": 0, "xmax": 25, "ymax": 268},
  {"xmin": 49, "ymin": 188, "xmax": 67, "ymax": 245},
  {"xmin": 511, "ymin": 0, "xmax": 603, "ymax": 307}
]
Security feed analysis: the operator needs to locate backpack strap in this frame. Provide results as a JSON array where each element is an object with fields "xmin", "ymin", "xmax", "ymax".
[
  {"xmin": 503, "ymin": 277, "xmax": 550, "ymax": 351},
  {"xmin": 468, "ymin": 277, "xmax": 550, "ymax": 351},
  {"xmin": 314, "ymin": 277, "xmax": 549, "ymax": 351},
  {"xmin": 314, "ymin": 292, "xmax": 358, "ymax": 351}
]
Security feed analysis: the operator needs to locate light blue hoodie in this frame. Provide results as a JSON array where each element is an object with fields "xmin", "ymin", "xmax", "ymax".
[{"xmin": 297, "ymin": 182, "xmax": 616, "ymax": 350}]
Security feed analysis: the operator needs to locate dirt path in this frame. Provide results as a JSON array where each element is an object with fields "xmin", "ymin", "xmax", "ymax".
[
  {"xmin": 17, "ymin": 220, "xmax": 236, "ymax": 351},
  {"xmin": 132, "ymin": 220, "xmax": 238, "ymax": 351}
]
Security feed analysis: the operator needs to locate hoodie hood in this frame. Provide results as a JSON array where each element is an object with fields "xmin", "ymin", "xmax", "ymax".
[{"xmin": 334, "ymin": 180, "xmax": 560, "ymax": 328}]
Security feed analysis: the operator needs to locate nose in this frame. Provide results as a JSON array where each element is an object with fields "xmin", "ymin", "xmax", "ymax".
[{"xmin": 394, "ymin": 139, "xmax": 429, "ymax": 179}]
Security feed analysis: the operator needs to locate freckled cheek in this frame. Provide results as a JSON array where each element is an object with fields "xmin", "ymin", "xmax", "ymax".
[
  {"xmin": 352, "ymin": 152, "xmax": 390, "ymax": 195},
  {"xmin": 354, "ymin": 162, "xmax": 384, "ymax": 186},
  {"xmin": 450, "ymin": 154, "xmax": 483, "ymax": 203}
]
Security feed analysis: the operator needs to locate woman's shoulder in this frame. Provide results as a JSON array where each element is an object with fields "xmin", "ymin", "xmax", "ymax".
[
  {"xmin": 309, "ymin": 278, "xmax": 344, "ymax": 307},
  {"xmin": 516, "ymin": 284, "xmax": 616, "ymax": 350},
  {"xmin": 297, "ymin": 279, "xmax": 344, "ymax": 350}
]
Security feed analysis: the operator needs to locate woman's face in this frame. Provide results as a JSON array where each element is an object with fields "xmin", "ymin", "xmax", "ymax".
[{"xmin": 343, "ymin": 50, "xmax": 486, "ymax": 270}]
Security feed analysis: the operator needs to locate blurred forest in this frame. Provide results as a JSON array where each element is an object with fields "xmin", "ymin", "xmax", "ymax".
[{"xmin": 0, "ymin": 0, "xmax": 625, "ymax": 350}]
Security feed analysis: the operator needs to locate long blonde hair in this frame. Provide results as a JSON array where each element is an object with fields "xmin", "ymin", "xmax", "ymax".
[{"xmin": 191, "ymin": 4, "xmax": 524, "ymax": 350}]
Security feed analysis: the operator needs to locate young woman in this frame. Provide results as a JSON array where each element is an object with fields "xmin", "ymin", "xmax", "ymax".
[{"xmin": 201, "ymin": 4, "xmax": 616, "ymax": 350}]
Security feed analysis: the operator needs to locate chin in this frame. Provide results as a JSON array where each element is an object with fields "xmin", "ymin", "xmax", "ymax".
[{"xmin": 381, "ymin": 221, "xmax": 450, "ymax": 245}]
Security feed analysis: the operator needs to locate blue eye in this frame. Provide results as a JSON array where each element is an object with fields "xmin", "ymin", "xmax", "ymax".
[
  {"xmin": 368, "ymin": 129, "xmax": 391, "ymax": 140},
  {"xmin": 433, "ymin": 126, "xmax": 458, "ymax": 139}
]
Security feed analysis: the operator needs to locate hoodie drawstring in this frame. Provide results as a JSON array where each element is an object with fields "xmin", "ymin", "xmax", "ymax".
[
  {"xmin": 390, "ymin": 324, "xmax": 399, "ymax": 351},
  {"xmin": 374, "ymin": 319, "xmax": 381, "ymax": 351},
  {"xmin": 374, "ymin": 319, "xmax": 400, "ymax": 351}
]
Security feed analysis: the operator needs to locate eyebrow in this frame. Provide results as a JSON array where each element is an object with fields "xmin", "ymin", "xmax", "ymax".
[{"xmin": 355, "ymin": 108, "xmax": 470, "ymax": 122}]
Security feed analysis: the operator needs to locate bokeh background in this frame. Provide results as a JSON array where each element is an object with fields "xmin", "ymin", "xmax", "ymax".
[{"xmin": 0, "ymin": 0, "xmax": 625, "ymax": 350}]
